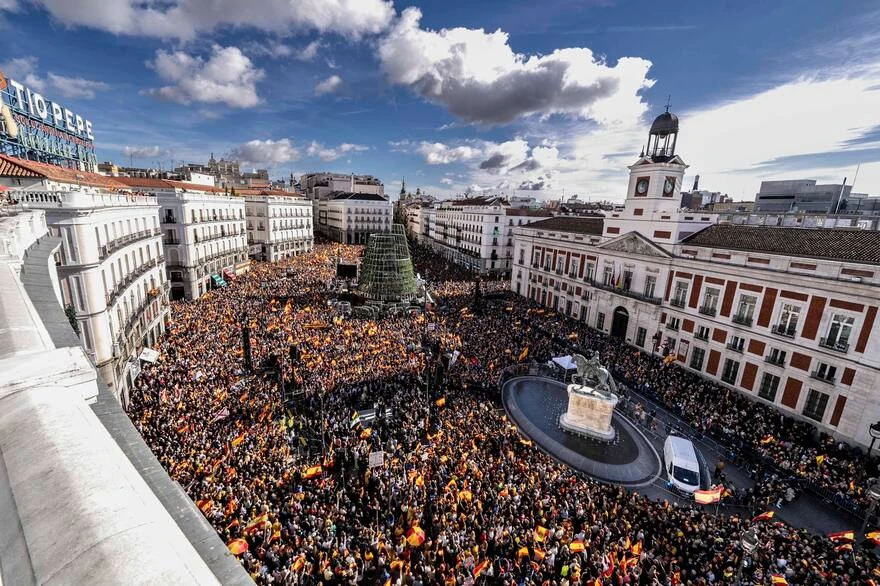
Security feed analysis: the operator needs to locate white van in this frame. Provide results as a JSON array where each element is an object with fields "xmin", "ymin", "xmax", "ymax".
[{"xmin": 663, "ymin": 435, "xmax": 701, "ymax": 494}]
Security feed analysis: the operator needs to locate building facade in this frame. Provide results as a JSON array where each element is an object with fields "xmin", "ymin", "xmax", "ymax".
[
  {"xmin": 510, "ymin": 111, "xmax": 880, "ymax": 447},
  {"xmin": 300, "ymin": 172, "xmax": 385, "ymax": 200},
  {"xmin": 315, "ymin": 191, "xmax": 393, "ymax": 244},
  {"xmin": 117, "ymin": 178, "xmax": 249, "ymax": 300},
  {"xmin": 0, "ymin": 155, "xmax": 171, "ymax": 404},
  {"xmin": 244, "ymin": 193, "xmax": 314, "ymax": 261}
]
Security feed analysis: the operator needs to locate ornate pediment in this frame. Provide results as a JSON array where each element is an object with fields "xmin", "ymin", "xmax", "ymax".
[{"xmin": 599, "ymin": 232, "xmax": 671, "ymax": 258}]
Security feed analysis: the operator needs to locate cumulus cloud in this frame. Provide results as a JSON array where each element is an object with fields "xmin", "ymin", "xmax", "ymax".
[
  {"xmin": 416, "ymin": 142, "xmax": 483, "ymax": 165},
  {"xmin": 121, "ymin": 145, "xmax": 169, "ymax": 159},
  {"xmin": 306, "ymin": 141, "xmax": 368, "ymax": 161},
  {"xmin": 146, "ymin": 45, "xmax": 263, "ymax": 108},
  {"xmin": 0, "ymin": 56, "xmax": 109, "ymax": 98},
  {"xmin": 518, "ymin": 177, "xmax": 548, "ymax": 190},
  {"xmin": 314, "ymin": 74, "xmax": 342, "ymax": 95},
  {"xmin": 16, "ymin": 0, "xmax": 395, "ymax": 40},
  {"xmin": 378, "ymin": 7, "xmax": 654, "ymax": 125},
  {"xmin": 296, "ymin": 40, "xmax": 322, "ymax": 61},
  {"xmin": 229, "ymin": 139, "xmax": 300, "ymax": 166}
]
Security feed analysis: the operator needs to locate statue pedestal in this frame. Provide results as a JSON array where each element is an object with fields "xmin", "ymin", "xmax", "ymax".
[{"xmin": 559, "ymin": 384, "xmax": 618, "ymax": 442}]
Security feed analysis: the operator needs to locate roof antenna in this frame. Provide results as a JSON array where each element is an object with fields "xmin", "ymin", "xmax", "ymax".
[{"xmin": 665, "ymin": 94, "xmax": 672, "ymax": 113}]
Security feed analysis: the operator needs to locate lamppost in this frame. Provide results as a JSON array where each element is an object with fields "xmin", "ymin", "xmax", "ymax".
[
  {"xmin": 736, "ymin": 529, "xmax": 759, "ymax": 585},
  {"xmin": 859, "ymin": 479, "xmax": 880, "ymax": 546},
  {"xmin": 868, "ymin": 421, "xmax": 880, "ymax": 455}
]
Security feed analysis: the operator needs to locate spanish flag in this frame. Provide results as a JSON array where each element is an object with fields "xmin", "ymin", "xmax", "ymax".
[
  {"xmin": 231, "ymin": 432, "xmax": 246, "ymax": 447},
  {"xmin": 760, "ymin": 435, "xmax": 775, "ymax": 445},
  {"xmin": 360, "ymin": 427, "xmax": 373, "ymax": 439},
  {"xmin": 225, "ymin": 518, "xmax": 240, "ymax": 531},
  {"xmin": 227, "ymin": 538, "xmax": 248, "ymax": 555},
  {"xmin": 390, "ymin": 560, "xmax": 404, "ymax": 572},
  {"xmin": 867, "ymin": 530, "xmax": 880, "ymax": 546},
  {"xmin": 195, "ymin": 499, "xmax": 213, "ymax": 514},
  {"xmin": 473, "ymin": 560, "xmax": 490, "ymax": 578},
  {"xmin": 292, "ymin": 556, "xmax": 305, "ymax": 572},
  {"xmin": 694, "ymin": 486, "xmax": 723, "ymax": 504},
  {"xmin": 828, "ymin": 530, "xmax": 855, "ymax": 543},
  {"xmin": 534, "ymin": 525, "xmax": 549, "ymax": 543},
  {"xmin": 533, "ymin": 548, "xmax": 546, "ymax": 561},
  {"xmin": 303, "ymin": 465, "xmax": 322, "ymax": 479},
  {"xmin": 517, "ymin": 546, "xmax": 529, "ymax": 558},
  {"xmin": 244, "ymin": 513, "xmax": 269, "ymax": 534},
  {"xmin": 630, "ymin": 540, "xmax": 642, "ymax": 556},
  {"xmin": 406, "ymin": 526, "xmax": 426, "ymax": 547},
  {"xmin": 752, "ymin": 511, "xmax": 775, "ymax": 522},
  {"xmin": 435, "ymin": 397, "xmax": 446, "ymax": 407},
  {"xmin": 518, "ymin": 347, "xmax": 529, "ymax": 361},
  {"xmin": 835, "ymin": 543, "xmax": 853, "ymax": 552},
  {"xmin": 458, "ymin": 489, "xmax": 473, "ymax": 502},
  {"xmin": 771, "ymin": 576, "xmax": 788, "ymax": 585},
  {"xmin": 570, "ymin": 540, "xmax": 586, "ymax": 553}
]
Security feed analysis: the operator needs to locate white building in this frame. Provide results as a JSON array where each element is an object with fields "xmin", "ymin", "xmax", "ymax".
[
  {"xmin": 315, "ymin": 191, "xmax": 393, "ymax": 244},
  {"xmin": 300, "ymin": 172, "xmax": 384, "ymax": 200},
  {"xmin": 403, "ymin": 203, "xmax": 433, "ymax": 245},
  {"xmin": 415, "ymin": 195, "xmax": 551, "ymax": 276},
  {"xmin": 116, "ymin": 178, "xmax": 249, "ymax": 300},
  {"xmin": 244, "ymin": 191, "xmax": 314, "ymax": 261},
  {"xmin": 510, "ymin": 111, "xmax": 880, "ymax": 447},
  {"xmin": 0, "ymin": 155, "xmax": 171, "ymax": 405}
]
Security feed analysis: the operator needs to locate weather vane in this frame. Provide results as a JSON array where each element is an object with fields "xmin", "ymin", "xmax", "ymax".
[{"xmin": 665, "ymin": 94, "xmax": 672, "ymax": 113}]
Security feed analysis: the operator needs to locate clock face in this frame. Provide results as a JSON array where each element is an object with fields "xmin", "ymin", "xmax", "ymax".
[
  {"xmin": 636, "ymin": 179, "xmax": 649, "ymax": 194},
  {"xmin": 663, "ymin": 178, "xmax": 675, "ymax": 195}
]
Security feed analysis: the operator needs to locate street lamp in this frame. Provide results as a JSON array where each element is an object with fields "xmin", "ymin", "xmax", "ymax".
[
  {"xmin": 736, "ymin": 529, "xmax": 759, "ymax": 585},
  {"xmin": 868, "ymin": 421, "xmax": 880, "ymax": 455},
  {"xmin": 859, "ymin": 479, "xmax": 880, "ymax": 546}
]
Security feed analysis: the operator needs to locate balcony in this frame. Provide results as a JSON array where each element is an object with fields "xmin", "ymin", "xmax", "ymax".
[
  {"xmin": 771, "ymin": 323, "xmax": 797, "ymax": 338},
  {"xmin": 101, "ymin": 228, "xmax": 159, "ymax": 259},
  {"xmin": 810, "ymin": 370, "xmax": 836, "ymax": 384},
  {"xmin": 764, "ymin": 354, "xmax": 786, "ymax": 366},
  {"xmin": 163, "ymin": 236, "xmax": 180, "ymax": 245},
  {"xmin": 162, "ymin": 215, "xmax": 177, "ymax": 224},
  {"xmin": 666, "ymin": 322, "xmax": 680, "ymax": 331},
  {"xmin": 698, "ymin": 305, "xmax": 717, "ymax": 317},
  {"xmin": 732, "ymin": 313, "xmax": 753, "ymax": 327},
  {"xmin": 694, "ymin": 331, "xmax": 709, "ymax": 341},
  {"xmin": 670, "ymin": 298, "xmax": 686, "ymax": 309},
  {"xmin": 105, "ymin": 257, "xmax": 162, "ymax": 307},
  {"xmin": 588, "ymin": 279, "xmax": 662, "ymax": 305},
  {"xmin": 819, "ymin": 337, "xmax": 849, "ymax": 353},
  {"xmin": 726, "ymin": 342, "xmax": 745, "ymax": 353}
]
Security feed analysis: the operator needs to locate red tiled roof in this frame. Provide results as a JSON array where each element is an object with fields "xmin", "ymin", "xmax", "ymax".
[
  {"xmin": 682, "ymin": 224, "xmax": 880, "ymax": 264},
  {"xmin": 0, "ymin": 154, "xmax": 124, "ymax": 189},
  {"xmin": 522, "ymin": 216, "xmax": 605, "ymax": 235},
  {"xmin": 114, "ymin": 177, "xmax": 225, "ymax": 193}
]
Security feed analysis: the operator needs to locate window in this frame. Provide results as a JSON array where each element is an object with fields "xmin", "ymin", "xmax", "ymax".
[
  {"xmin": 766, "ymin": 347, "xmax": 787, "ymax": 366},
  {"xmin": 695, "ymin": 325, "xmax": 710, "ymax": 341},
  {"xmin": 585, "ymin": 264, "xmax": 595, "ymax": 282},
  {"xmin": 700, "ymin": 288, "xmax": 719, "ymax": 316},
  {"xmin": 519, "ymin": 249, "xmax": 525, "ymax": 264},
  {"xmin": 758, "ymin": 373, "xmax": 780, "ymax": 402},
  {"xmin": 812, "ymin": 362, "xmax": 837, "ymax": 383},
  {"xmin": 532, "ymin": 252, "xmax": 540, "ymax": 266},
  {"xmin": 803, "ymin": 389, "xmax": 829, "ymax": 422},
  {"xmin": 774, "ymin": 303, "xmax": 800, "ymax": 337},
  {"xmin": 570, "ymin": 259, "xmax": 579, "ymax": 278},
  {"xmin": 580, "ymin": 305, "xmax": 589, "ymax": 322},
  {"xmin": 672, "ymin": 281, "xmax": 688, "ymax": 307},
  {"xmin": 597, "ymin": 312, "xmax": 605, "ymax": 330},
  {"xmin": 721, "ymin": 358, "xmax": 740, "ymax": 384},
  {"xmin": 556, "ymin": 258, "xmax": 564, "ymax": 274},
  {"xmin": 667, "ymin": 316, "xmax": 681, "ymax": 331},
  {"xmin": 644, "ymin": 276, "xmax": 656, "ymax": 299},
  {"xmin": 636, "ymin": 327, "xmax": 647, "ymax": 347},
  {"xmin": 622, "ymin": 270, "xmax": 633, "ymax": 292},
  {"xmin": 728, "ymin": 335, "xmax": 745, "ymax": 352},
  {"xmin": 821, "ymin": 314, "xmax": 855, "ymax": 352},
  {"xmin": 733, "ymin": 294, "xmax": 757, "ymax": 326},
  {"xmin": 544, "ymin": 256, "xmax": 552, "ymax": 271},
  {"xmin": 690, "ymin": 347, "xmax": 706, "ymax": 371},
  {"xmin": 603, "ymin": 266, "xmax": 614, "ymax": 286}
]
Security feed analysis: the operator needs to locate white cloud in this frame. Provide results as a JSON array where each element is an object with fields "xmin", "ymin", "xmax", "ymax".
[
  {"xmin": 306, "ymin": 141, "xmax": 368, "ymax": 161},
  {"xmin": 146, "ymin": 45, "xmax": 263, "ymax": 108},
  {"xmin": 314, "ymin": 74, "xmax": 342, "ymax": 95},
  {"xmin": 18, "ymin": 0, "xmax": 395, "ymax": 40},
  {"xmin": 46, "ymin": 72, "xmax": 110, "ymax": 99},
  {"xmin": 296, "ymin": 40, "xmax": 322, "ymax": 61},
  {"xmin": 378, "ymin": 7, "xmax": 654, "ymax": 125},
  {"xmin": 229, "ymin": 139, "xmax": 300, "ymax": 166},
  {"xmin": 121, "ymin": 145, "xmax": 169, "ymax": 159},
  {"xmin": 416, "ymin": 141, "xmax": 483, "ymax": 165}
]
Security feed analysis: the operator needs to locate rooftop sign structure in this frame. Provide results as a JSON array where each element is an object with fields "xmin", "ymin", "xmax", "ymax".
[{"xmin": 0, "ymin": 69, "xmax": 96, "ymax": 171}]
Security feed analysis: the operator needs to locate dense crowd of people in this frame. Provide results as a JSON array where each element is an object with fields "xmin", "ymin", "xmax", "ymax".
[{"xmin": 128, "ymin": 242, "xmax": 878, "ymax": 584}]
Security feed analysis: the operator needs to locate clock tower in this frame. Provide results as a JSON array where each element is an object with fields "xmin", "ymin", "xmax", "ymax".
[{"xmin": 603, "ymin": 108, "xmax": 714, "ymax": 248}]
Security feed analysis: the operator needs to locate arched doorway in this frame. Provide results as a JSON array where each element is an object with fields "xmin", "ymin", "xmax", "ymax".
[{"xmin": 610, "ymin": 306, "xmax": 629, "ymax": 339}]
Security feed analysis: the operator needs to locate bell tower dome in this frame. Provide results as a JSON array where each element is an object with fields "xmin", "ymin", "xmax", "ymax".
[{"xmin": 646, "ymin": 106, "xmax": 679, "ymax": 161}]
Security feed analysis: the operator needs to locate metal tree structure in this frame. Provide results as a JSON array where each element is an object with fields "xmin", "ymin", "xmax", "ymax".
[{"xmin": 359, "ymin": 224, "xmax": 419, "ymax": 302}]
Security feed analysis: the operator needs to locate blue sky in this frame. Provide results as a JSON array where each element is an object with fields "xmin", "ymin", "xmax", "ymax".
[{"xmin": 1, "ymin": 0, "xmax": 879, "ymax": 201}]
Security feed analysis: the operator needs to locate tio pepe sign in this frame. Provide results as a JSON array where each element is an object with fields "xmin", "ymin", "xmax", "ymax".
[{"xmin": 0, "ymin": 72, "xmax": 94, "ymax": 141}]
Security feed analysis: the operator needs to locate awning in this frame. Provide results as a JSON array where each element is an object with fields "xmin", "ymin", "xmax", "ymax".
[
  {"xmin": 138, "ymin": 347, "xmax": 160, "ymax": 363},
  {"xmin": 211, "ymin": 274, "xmax": 228, "ymax": 287},
  {"xmin": 552, "ymin": 355, "xmax": 576, "ymax": 370}
]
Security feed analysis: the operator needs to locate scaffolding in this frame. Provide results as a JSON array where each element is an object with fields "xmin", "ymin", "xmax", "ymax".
[{"xmin": 359, "ymin": 225, "xmax": 419, "ymax": 302}]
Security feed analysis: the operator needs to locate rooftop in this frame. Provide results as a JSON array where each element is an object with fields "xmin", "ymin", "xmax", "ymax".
[
  {"xmin": 682, "ymin": 224, "xmax": 880, "ymax": 264},
  {"xmin": 0, "ymin": 155, "xmax": 124, "ymax": 190},
  {"xmin": 328, "ymin": 191, "xmax": 389, "ymax": 201},
  {"xmin": 521, "ymin": 215, "xmax": 605, "ymax": 235}
]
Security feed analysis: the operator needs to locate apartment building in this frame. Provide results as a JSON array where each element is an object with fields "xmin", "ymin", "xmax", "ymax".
[
  {"xmin": 244, "ymin": 192, "xmax": 314, "ymax": 261},
  {"xmin": 315, "ymin": 191, "xmax": 393, "ymax": 244}
]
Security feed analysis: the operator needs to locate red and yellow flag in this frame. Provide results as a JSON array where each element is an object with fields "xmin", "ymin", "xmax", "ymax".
[
  {"xmin": 244, "ymin": 513, "xmax": 269, "ymax": 535},
  {"xmin": 630, "ymin": 540, "xmax": 642, "ymax": 556},
  {"xmin": 752, "ymin": 511, "xmax": 775, "ymax": 522},
  {"xmin": 570, "ymin": 540, "xmax": 586, "ymax": 553},
  {"xmin": 866, "ymin": 530, "xmax": 880, "ymax": 546},
  {"xmin": 828, "ymin": 530, "xmax": 855, "ymax": 543},
  {"xmin": 227, "ymin": 538, "xmax": 248, "ymax": 555},
  {"xmin": 694, "ymin": 487, "xmax": 723, "ymax": 504},
  {"xmin": 292, "ymin": 556, "xmax": 305, "ymax": 572},
  {"xmin": 435, "ymin": 397, "xmax": 446, "ymax": 407},
  {"xmin": 231, "ymin": 432, "xmax": 246, "ymax": 447},
  {"xmin": 533, "ymin": 525, "xmax": 549, "ymax": 543},
  {"xmin": 473, "ymin": 560, "xmax": 490, "ymax": 578},
  {"xmin": 406, "ymin": 526, "xmax": 426, "ymax": 547},
  {"xmin": 195, "ymin": 499, "xmax": 213, "ymax": 514},
  {"xmin": 771, "ymin": 576, "xmax": 788, "ymax": 585},
  {"xmin": 303, "ymin": 465, "xmax": 322, "ymax": 479}
]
